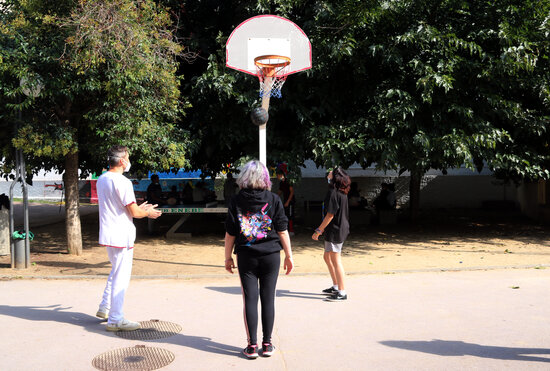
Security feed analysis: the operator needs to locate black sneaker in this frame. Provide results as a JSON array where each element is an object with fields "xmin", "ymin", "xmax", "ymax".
[
  {"xmin": 243, "ymin": 344, "xmax": 259, "ymax": 359},
  {"xmin": 262, "ymin": 342, "xmax": 275, "ymax": 357},
  {"xmin": 322, "ymin": 286, "xmax": 338, "ymax": 294},
  {"xmin": 325, "ymin": 292, "xmax": 348, "ymax": 301}
]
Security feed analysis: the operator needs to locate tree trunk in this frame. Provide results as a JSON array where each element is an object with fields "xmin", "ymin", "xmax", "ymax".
[
  {"xmin": 64, "ymin": 151, "xmax": 83, "ymax": 255},
  {"xmin": 409, "ymin": 170, "xmax": 422, "ymax": 222}
]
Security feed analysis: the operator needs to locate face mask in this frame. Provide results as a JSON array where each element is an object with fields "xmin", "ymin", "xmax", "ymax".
[{"xmin": 124, "ymin": 159, "xmax": 131, "ymax": 173}]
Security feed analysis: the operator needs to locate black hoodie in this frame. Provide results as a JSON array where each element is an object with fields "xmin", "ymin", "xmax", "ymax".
[{"xmin": 225, "ymin": 188, "xmax": 288, "ymax": 256}]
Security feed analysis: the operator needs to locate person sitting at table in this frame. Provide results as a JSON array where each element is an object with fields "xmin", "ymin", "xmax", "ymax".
[
  {"xmin": 182, "ymin": 181, "xmax": 194, "ymax": 204},
  {"xmin": 166, "ymin": 185, "xmax": 180, "ymax": 206},
  {"xmin": 204, "ymin": 182, "xmax": 218, "ymax": 203},
  {"xmin": 147, "ymin": 174, "xmax": 165, "ymax": 206},
  {"xmin": 192, "ymin": 181, "xmax": 206, "ymax": 204}
]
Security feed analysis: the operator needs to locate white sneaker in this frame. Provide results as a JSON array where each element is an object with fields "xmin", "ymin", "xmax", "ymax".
[
  {"xmin": 96, "ymin": 307, "xmax": 109, "ymax": 319},
  {"xmin": 106, "ymin": 318, "xmax": 141, "ymax": 332}
]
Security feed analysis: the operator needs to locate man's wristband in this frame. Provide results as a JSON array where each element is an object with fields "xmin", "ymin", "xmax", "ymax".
[{"xmin": 315, "ymin": 228, "xmax": 323, "ymax": 235}]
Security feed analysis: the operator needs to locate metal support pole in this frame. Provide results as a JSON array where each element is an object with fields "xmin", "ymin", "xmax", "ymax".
[
  {"xmin": 9, "ymin": 109, "xmax": 22, "ymax": 268},
  {"xmin": 9, "ymin": 178, "xmax": 17, "ymax": 268},
  {"xmin": 259, "ymin": 76, "xmax": 272, "ymax": 166},
  {"xmin": 9, "ymin": 149, "xmax": 25, "ymax": 269},
  {"xmin": 259, "ymin": 125, "xmax": 267, "ymax": 165},
  {"xmin": 20, "ymin": 148, "xmax": 30, "ymax": 268},
  {"xmin": 9, "ymin": 107, "xmax": 31, "ymax": 268}
]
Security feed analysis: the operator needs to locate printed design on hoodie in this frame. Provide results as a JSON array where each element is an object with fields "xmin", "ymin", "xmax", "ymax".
[{"xmin": 238, "ymin": 203, "xmax": 272, "ymax": 245}]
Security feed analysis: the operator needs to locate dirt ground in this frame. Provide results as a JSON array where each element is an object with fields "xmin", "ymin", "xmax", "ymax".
[{"xmin": 1, "ymin": 208, "xmax": 549, "ymax": 278}]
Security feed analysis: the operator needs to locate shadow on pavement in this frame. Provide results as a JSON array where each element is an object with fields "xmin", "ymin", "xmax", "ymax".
[
  {"xmin": 380, "ymin": 339, "xmax": 550, "ymax": 363},
  {"xmin": 276, "ymin": 289, "xmax": 328, "ymax": 300},
  {"xmin": 206, "ymin": 286, "xmax": 327, "ymax": 300},
  {"xmin": 147, "ymin": 333, "xmax": 243, "ymax": 357},
  {"xmin": 0, "ymin": 303, "xmax": 244, "ymax": 357},
  {"xmin": 205, "ymin": 286, "xmax": 241, "ymax": 295},
  {"xmin": 0, "ymin": 304, "xmax": 109, "ymax": 336},
  {"xmin": 134, "ymin": 258, "xmax": 222, "ymax": 269}
]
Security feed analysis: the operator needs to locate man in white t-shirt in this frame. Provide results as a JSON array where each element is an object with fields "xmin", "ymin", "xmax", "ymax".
[{"xmin": 95, "ymin": 145, "xmax": 162, "ymax": 331}]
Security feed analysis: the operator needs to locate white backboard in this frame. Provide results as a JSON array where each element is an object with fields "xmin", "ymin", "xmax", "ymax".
[{"xmin": 226, "ymin": 15, "xmax": 312, "ymax": 76}]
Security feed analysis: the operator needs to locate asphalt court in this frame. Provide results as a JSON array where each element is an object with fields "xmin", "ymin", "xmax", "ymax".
[{"xmin": 1, "ymin": 269, "xmax": 550, "ymax": 370}]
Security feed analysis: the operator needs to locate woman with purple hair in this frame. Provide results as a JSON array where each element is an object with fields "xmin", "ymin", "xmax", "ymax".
[
  {"xmin": 224, "ymin": 160, "xmax": 294, "ymax": 359},
  {"xmin": 312, "ymin": 167, "xmax": 351, "ymax": 301}
]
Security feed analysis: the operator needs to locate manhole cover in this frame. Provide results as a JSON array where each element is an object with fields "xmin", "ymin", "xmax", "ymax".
[
  {"xmin": 114, "ymin": 320, "xmax": 182, "ymax": 340},
  {"xmin": 92, "ymin": 345, "xmax": 174, "ymax": 370}
]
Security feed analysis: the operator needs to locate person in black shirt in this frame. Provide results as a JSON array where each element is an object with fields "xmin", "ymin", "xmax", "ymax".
[
  {"xmin": 166, "ymin": 185, "xmax": 180, "ymax": 206},
  {"xmin": 276, "ymin": 167, "xmax": 295, "ymax": 235},
  {"xmin": 348, "ymin": 181, "xmax": 368, "ymax": 209},
  {"xmin": 224, "ymin": 160, "xmax": 294, "ymax": 359},
  {"xmin": 312, "ymin": 167, "xmax": 351, "ymax": 301},
  {"xmin": 146, "ymin": 174, "xmax": 164, "ymax": 205},
  {"xmin": 223, "ymin": 172, "xmax": 239, "ymax": 206},
  {"xmin": 373, "ymin": 182, "xmax": 392, "ymax": 210}
]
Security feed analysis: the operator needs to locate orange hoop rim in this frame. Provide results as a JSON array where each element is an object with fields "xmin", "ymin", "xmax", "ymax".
[{"xmin": 254, "ymin": 55, "xmax": 291, "ymax": 70}]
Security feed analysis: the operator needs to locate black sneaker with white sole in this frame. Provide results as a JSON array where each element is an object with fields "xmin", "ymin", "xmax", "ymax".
[
  {"xmin": 262, "ymin": 343, "xmax": 275, "ymax": 357},
  {"xmin": 243, "ymin": 344, "xmax": 259, "ymax": 359},
  {"xmin": 322, "ymin": 286, "xmax": 338, "ymax": 294},
  {"xmin": 325, "ymin": 292, "xmax": 348, "ymax": 301}
]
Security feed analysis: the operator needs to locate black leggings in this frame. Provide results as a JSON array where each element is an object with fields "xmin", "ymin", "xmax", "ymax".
[{"xmin": 237, "ymin": 251, "xmax": 280, "ymax": 345}]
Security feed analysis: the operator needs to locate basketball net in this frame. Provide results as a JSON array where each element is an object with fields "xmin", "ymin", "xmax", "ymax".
[{"xmin": 254, "ymin": 55, "xmax": 291, "ymax": 98}]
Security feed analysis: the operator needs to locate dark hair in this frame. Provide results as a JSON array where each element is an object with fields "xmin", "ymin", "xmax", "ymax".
[
  {"xmin": 332, "ymin": 167, "xmax": 351, "ymax": 195},
  {"xmin": 150, "ymin": 174, "xmax": 159, "ymax": 181},
  {"xmin": 107, "ymin": 145, "xmax": 128, "ymax": 168}
]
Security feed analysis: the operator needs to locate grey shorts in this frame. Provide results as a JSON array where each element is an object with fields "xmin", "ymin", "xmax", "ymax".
[{"xmin": 324, "ymin": 241, "xmax": 343, "ymax": 253}]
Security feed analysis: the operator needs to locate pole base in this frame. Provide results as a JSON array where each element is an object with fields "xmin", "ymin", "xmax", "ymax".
[{"xmin": 13, "ymin": 239, "xmax": 26, "ymax": 269}]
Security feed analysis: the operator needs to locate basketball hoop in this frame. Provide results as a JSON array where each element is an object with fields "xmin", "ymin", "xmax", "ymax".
[
  {"xmin": 226, "ymin": 15, "xmax": 312, "ymax": 165},
  {"xmin": 254, "ymin": 55, "xmax": 291, "ymax": 98}
]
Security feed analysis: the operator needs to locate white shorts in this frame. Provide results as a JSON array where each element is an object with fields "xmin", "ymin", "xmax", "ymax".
[{"xmin": 324, "ymin": 241, "xmax": 343, "ymax": 253}]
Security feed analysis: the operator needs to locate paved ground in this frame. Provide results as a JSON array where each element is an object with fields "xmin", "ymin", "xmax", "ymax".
[
  {"xmin": 2, "ymin": 203, "xmax": 550, "ymax": 369},
  {"xmin": 1, "ymin": 269, "xmax": 550, "ymax": 370}
]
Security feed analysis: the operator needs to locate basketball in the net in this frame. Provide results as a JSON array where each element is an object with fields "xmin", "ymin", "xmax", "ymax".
[{"xmin": 250, "ymin": 107, "xmax": 269, "ymax": 126}]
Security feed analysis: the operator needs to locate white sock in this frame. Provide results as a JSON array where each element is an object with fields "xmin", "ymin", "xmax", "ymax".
[
  {"xmin": 332, "ymin": 285, "xmax": 338, "ymax": 290},
  {"xmin": 338, "ymin": 290, "xmax": 347, "ymax": 296}
]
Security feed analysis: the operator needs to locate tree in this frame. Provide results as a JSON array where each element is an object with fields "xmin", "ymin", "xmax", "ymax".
[
  {"xmin": 168, "ymin": 0, "xmax": 549, "ymax": 219},
  {"xmin": 164, "ymin": 0, "xmax": 319, "ymax": 178},
  {"xmin": 301, "ymin": 0, "xmax": 550, "ymax": 218},
  {"xmin": 0, "ymin": 0, "xmax": 190, "ymax": 254}
]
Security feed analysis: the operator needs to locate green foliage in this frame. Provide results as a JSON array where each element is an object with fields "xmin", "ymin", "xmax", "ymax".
[
  {"xmin": 303, "ymin": 0, "xmax": 550, "ymax": 181},
  {"xmin": 167, "ymin": 0, "xmax": 318, "ymax": 178},
  {"xmin": 0, "ymin": 0, "xmax": 190, "ymax": 179},
  {"xmin": 4, "ymin": 0, "xmax": 547, "ymax": 187},
  {"xmin": 174, "ymin": 0, "xmax": 549, "ymax": 184}
]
